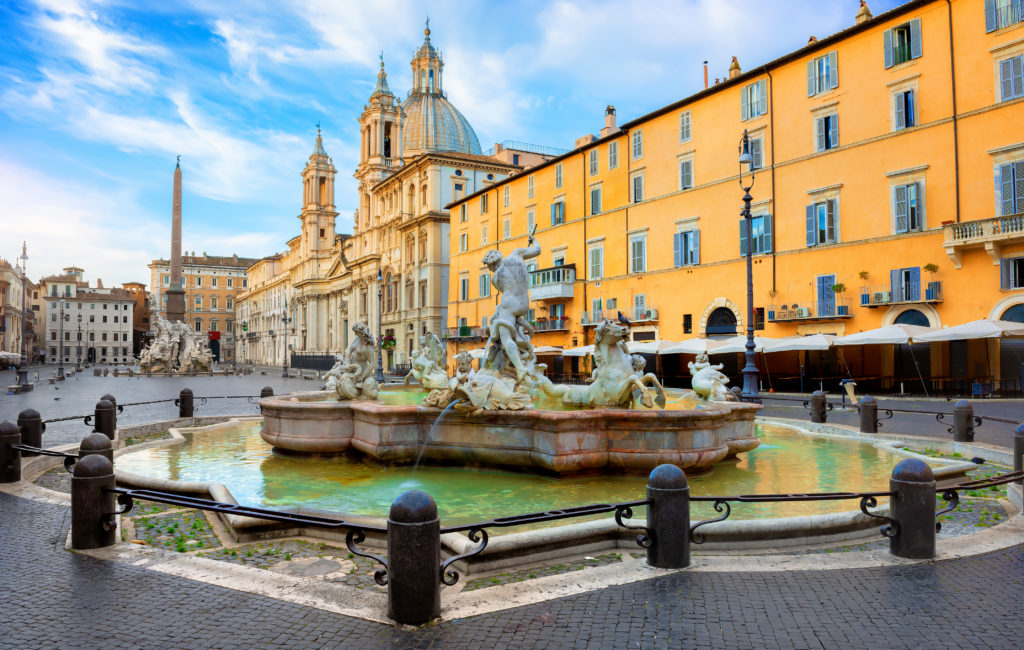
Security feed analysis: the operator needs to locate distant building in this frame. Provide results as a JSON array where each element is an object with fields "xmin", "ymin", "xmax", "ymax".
[
  {"xmin": 0, "ymin": 257, "xmax": 26, "ymax": 359},
  {"xmin": 121, "ymin": 281, "xmax": 150, "ymax": 355},
  {"xmin": 148, "ymin": 253, "xmax": 257, "ymax": 362},
  {"xmin": 40, "ymin": 267, "xmax": 134, "ymax": 364}
]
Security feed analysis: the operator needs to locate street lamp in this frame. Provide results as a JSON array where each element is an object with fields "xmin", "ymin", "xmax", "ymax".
[
  {"xmin": 281, "ymin": 298, "xmax": 292, "ymax": 378},
  {"xmin": 16, "ymin": 241, "xmax": 30, "ymax": 387},
  {"xmin": 738, "ymin": 129, "xmax": 761, "ymax": 403},
  {"xmin": 376, "ymin": 268, "xmax": 384, "ymax": 384},
  {"xmin": 75, "ymin": 314, "xmax": 82, "ymax": 372},
  {"xmin": 57, "ymin": 297, "xmax": 66, "ymax": 379}
]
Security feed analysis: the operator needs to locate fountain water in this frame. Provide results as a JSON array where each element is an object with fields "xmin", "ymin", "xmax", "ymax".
[{"xmin": 412, "ymin": 399, "xmax": 458, "ymax": 475}]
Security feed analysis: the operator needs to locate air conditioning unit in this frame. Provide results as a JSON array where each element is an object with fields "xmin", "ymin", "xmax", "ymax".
[
  {"xmin": 797, "ymin": 307, "xmax": 812, "ymax": 318},
  {"xmin": 873, "ymin": 291, "xmax": 890, "ymax": 304}
]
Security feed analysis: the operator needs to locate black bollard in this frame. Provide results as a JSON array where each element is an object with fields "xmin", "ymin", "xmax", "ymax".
[
  {"xmin": 1014, "ymin": 423, "xmax": 1024, "ymax": 486},
  {"xmin": 100, "ymin": 394, "xmax": 117, "ymax": 432},
  {"xmin": 260, "ymin": 386, "xmax": 274, "ymax": 399},
  {"xmin": 889, "ymin": 458, "xmax": 936, "ymax": 559},
  {"xmin": 646, "ymin": 464, "xmax": 690, "ymax": 569},
  {"xmin": 70, "ymin": 454, "xmax": 117, "ymax": 550},
  {"xmin": 17, "ymin": 409, "xmax": 44, "ymax": 457},
  {"xmin": 93, "ymin": 399, "xmax": 115, "ymax": 440},
  {"xmin": 177, "ymin": 388, "xmax": 194, "ymax": 418},
  {"xmin": 0, "ymin": 421, "xmax": 22, "ymax": 483},
  {"xmin": 387, "ymin": 490, "xmax": 440, "ymax": 625},
  {"xmin": 953, "ymin": 400, "xmax": 974, "ymax": 442},
  {"xmin": 79, "ymin": 432, "xmax": 114, "ymax": 464},
  {"xmin": 810, "ymin": 390, "xmax": 827, "ymax": 423},
  {"xmin": 858, "ymin": 396, "xmax": 877, "ymax": 433}
]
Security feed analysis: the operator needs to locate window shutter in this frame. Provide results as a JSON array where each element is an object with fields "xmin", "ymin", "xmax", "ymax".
[
  {"xmin": 741, "ymin": 87, "xmax": 749, "ymax": 121},
  {"xmin": 909, "ymin": 267, "xmax": 921, "ymax": 301},
  {"xmin": 829, "ymin": 199, "xmax": 839, "ymax": 242},
  {"xmin": 1001, "ymin": 259, "xmax": 1012, "ymax": 290},
  {"xmin": 806, "ymin": 204, "xmax": 816, "ymax": 246},
  {"xmin": 550, "ymin": 202, "xmax": 556, "ymax": 225},
  {"xmin": 915, "ymin": 181, "xmax": 925, "ymax": 228},
  {"xmin": 740, "ymin": 219, "xmax": 750, "ymax": 256},
  {"xmin": 910, "ymin": 19, "xmax": 922, "ymax": 59},
  {"xmin": 895, "ymin": 92, "xmax": 906, "ymax": 129},
  {"xmin": 816, "ymin": 117, "xmax": 826, "ymax": 152},
  {"xmin": 895, "ymin": 184, "xmax": 908, "ymax": 232},
  {"xmin": 906, "ymin": 90, "xmax": 915, "ymax": 127},
  {"xmin": 986, "ymin": 0, "xmax": 998, "ymax": 32},
  {"xmin": 1016, "ymin": 162, "xmax": 1024, "ymax": 213},
  {"xmin": 758, "ymin": 80, "xmax": 767, "ymax": 114},
  {"xmin": 807, "ymin": 59, "xmax": 816, "ymax": 96},
  {"xmin": 673, "ymin": 233, "xmax": 682, "ymax": 268},
  {"xmin": 751, "ymin": 139, "xmax": 762, "ymax": 168},
  {"xmin": 1001, "ymin": 59, "xmax": 1014, "ymax": 100},
  {"xmin": 692, "ymin": 230, "xmax": 700, "ymax": 265},
  {"xmin": 884, "ymin": 29, "xmax": 894, "ymax": 68},
  {"xmin": 829, "ymin": 115, "xmax": 839, "ymax": 149},
  {"xmin": 828, "ymin": 51, "xmax": 838, "ymax": 89},
  {"xmin": 890, "ymin": 268, "xmax": 901, "ymax": 296},
  {"xmin": 764, "ymin": 214, "xmax": 773, "ymax": 253},
  {"xmin": 1002, "ymin": 163, "xmax": 1015, "ymax": 216},
  {"xmin": 1014, "ymin": 56, "xmax": 1024, "ymax": 98}
]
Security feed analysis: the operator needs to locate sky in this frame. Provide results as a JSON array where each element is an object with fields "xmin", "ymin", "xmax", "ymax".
[{"xmin": 0, "ymin": 0, "xmax": 907, "ymax": 287}]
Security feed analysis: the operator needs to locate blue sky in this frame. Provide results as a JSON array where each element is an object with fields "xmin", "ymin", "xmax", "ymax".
[{"xmin": 0, "ymin": 0, "xmax": 906, "ymax": 286}]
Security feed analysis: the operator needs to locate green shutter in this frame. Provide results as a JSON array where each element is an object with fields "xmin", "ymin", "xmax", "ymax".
[{"xmin": 740, "ymin": 219, "xmax": 749, "ymax": 256}]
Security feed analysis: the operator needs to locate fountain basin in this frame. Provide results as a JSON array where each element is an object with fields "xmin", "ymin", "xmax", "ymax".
[{"xmin": 260, "ymin": 390, "xmax": 760, "ymax": 474}]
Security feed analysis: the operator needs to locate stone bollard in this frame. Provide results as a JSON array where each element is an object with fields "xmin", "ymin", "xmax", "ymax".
[
  {"xmin": 858, "ymin": 396, "xmax": 877, "ymax": 433},
  {"xmin": 261, "ymin": 386, "xmax": 274, "ymax": 399},
  {"xmin": 92, "ymin": 399, "xmax": 116, "ymax": 439},
  {"xmin": 100, "ymin": 393, "xmax": 118, "ymax": 434},
  {"xmin": 1014, "ymin": 423, "xmax": 1024, "ymax": 486},
  {"xmin": 889, "ymin": 458, "xmax": 936, "ymax": 559},
  {"xmin": 177, "ymin": 388, "xmax": 194, "ymax": 418},
  {"xmin": 17, "ymin": 409, "xmax": 45, "ymax": 457},
  {"xmin": 646, "ymin": 464, "xmax": 690, "ymax": 569},
  {"xmin": 953, "ymin": 400, "xmax": 974, "ymax": 442},
  {"xmin": 79, "ymin": 432, "xmax": 114, "ymax": 464},
  {"xmin": 810, "ymin": 390, "xmax": 827, "ymax": 423},
  {"xmin": 70, "ymin": 454, "xmax": 117, "ymax": 550},
  {"xmin": 0, "ymin": 421, "xmax": 22, "ymax": 483},
  {"xmin": 387, "ymin": 490, "xmax": 441, "ymax": 625}
]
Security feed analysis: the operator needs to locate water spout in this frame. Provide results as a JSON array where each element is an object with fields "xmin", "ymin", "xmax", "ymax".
[{"xmin": 413, "ymin": 399, "xmax": 459, "ymax": 474}]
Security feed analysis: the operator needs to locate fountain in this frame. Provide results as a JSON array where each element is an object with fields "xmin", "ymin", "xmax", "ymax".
[{"xmin": 260, "ymin": 233, "xmax": 759, "ymax": 474}]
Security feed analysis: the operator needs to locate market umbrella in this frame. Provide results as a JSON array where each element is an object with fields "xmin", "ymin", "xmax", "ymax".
[
  {"xmin": 761, "ymin": 334, "xmax": 835, "ymax": 353},
  {"xmin": 707, "ymin": 335, "xmax": 771, "ymax": 355},
  {"xmin": 659, "ymin": 338, "xmax": 726, "ymax": 355},
  {"xmin": 832, "ymin": 324, "xmax": 935, "ymax": 346},
  {"xmin": 910, "ymin": 319, "xmax": 1024, "ymax": 342},
  {"xmin": 561, "ymin": 344, "xmax": 595, "ymax": 357},
  {"xmin": 626, "ymin": 340, "xmax": 680, "ymax": 355},
  {"xmin": 532, "ymin": 346, "xmax": 564, "ymax": 355}
]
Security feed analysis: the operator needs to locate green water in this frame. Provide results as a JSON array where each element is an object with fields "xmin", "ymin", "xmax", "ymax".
[{"xmin": 117, "ymin": 420, "xmax": 914, "ymax": 526}]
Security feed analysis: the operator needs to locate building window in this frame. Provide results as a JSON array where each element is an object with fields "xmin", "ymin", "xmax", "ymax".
[
  {"xmin": 894, "ymin": 89, "xmax": 916, "ymax": 129},
  {"xmin": 608, "ymin": 141, "xmax": 618, "ymax": 169},
  {"xmin": 210, "ymin": 318, "xmax": 218, "ymax": 332},
  {"xmin": 678, "ymin": 159, "xmax": 693, "ymax": 190},
  {"xmin": 589, "ymin": 245, "xmax": 604, "ymax": 280},
  {"xmin": 550, "ymin": 201, "xmax": 565, "ymax": 226},
  {"xmin": 674, "ymin": 229, "xmax": 700, "ymax": 267},
  {"xmin": 227, "ymin": 297, "xmax": 233, "ymax": 310},
  {"xmin": 749, "ymin": 138, "xmax": 763, "ymax": 170},
  {"xmin": 503, "ymin": 218, "xmax": 511, "ymax": 240},
  {"xmin": 1000, "ymin": 54, "xmax": 1024, "ymax": 101},
  {"xmin": 162, "ymin": 275, "xmax": 168, "ymax": 286},
  {"xmin": 212, "ymin": 296, "xmax": 219, "ymax": 310},
  {"xmin": 589, "ymin": 149, "xmax": 598, "ymax": 176},
  {"xmin": 212, "ymin": 277, "xmax": 218, "ymax": 288},
  {"xmin": 459, "ymin": 233, "xmax": 468, "ymax": 252},
  {"xmin": 503, "ymin": 185, "xmax": 510, "ymax": 207},
  {"xmin": 479, "ymin": 274, "xmax": 491, "ymax": 298},
  {"xmin": 1001, "ymin": 256, "xmax": 1024, "ymax": 289},
  {"xmin": 884, "ymin": 18, "xmax": 922, "ymax": 68},
  {"xmin": 460, "ymin": 277, "xmax": 469, "ymax": 301},
  {"xmin": 480, "ymin": 194, "xmax": 488, "ymax": 214},
  {"xmin": 527, "ymin": 176, "xmax": 535, "ymax": 198},
  {"xmin": 195, "ymin": 295, "xmax": 202, "ymax": 309},
  {"xmin": 679, "ymin": 111, "xmax": 691, "ymax": 142},
  {"xmin": 894, "ymin": 182, "xmax": 924, "ymax": 232},
  {"xmin": 890, "ymin": 267, "xmax": 922, "ymax": 302},
  {"xmin": 513, "ymin": 153, "xmax": 520, "ymax": 165},
  {"xmin": 740, "ymin": 214, "xmax": 773, "ymax": 255},
  {"xmin": 683, "ymin": 314, "xmax": 693, "ymax": 334},
  {"xmin": 806, "ymin": 199, "xmax": 839, "ymax": 246},
  {"xmin": 527, "ymin": 209, "xmax": 535, "ymax": 232},
  {"xmin": 987, "ymin": 0, "xmax": 1024, "ymax": 32},
  {"xmin": 630, "ymin": 233, "xmax": 647, "ymax": 273},
  {"xmin": 631, "ymin": 172, "xmax": 644, "ymax": 203},
  {"xmin": 481, "ymin": 225, "xmax": 488, "ymax": 245},
  {"xmin": 590, "ymin": 185, "xmax": 602, "ymax": 214},
  {"xmin": 460, "ymin": 204, "xmax": 467, "ymax": 222},
  {"xmin": 227, "ymin": 277, "xmax": 233, "ymax": 288},
  {"xmin": 998, "ymin": 161, "xmax": 1024, "ymax": 215},
  {"xmin": 807, "ymin": 51, "xmax": 838, "ymax": 96},
  {"xmin": 632, "ymin": 130, "xmax": 643, "ymax": 159},
  {"xmin": 815, "ymin": 114, "xmax": 839, "ymax": 152},
  {"xmin": 554, "ymin": 163, "xmax": 563, "ymax": 189},
  {"xmin": 741, "ymin": 79, "xmax": 767, "ymax": 120},
  {"xmin": 195, "ymin": 319, "xmax": 202, "ymax": 331},
  {"xmin": 196, "ymin": 277, "xmax": 202, "ymax": 287}
]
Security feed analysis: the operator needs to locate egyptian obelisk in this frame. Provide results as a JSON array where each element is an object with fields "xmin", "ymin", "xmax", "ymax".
[{"xmin": 165, "ymin": 156, "xmax": 186, "ymax": 322}]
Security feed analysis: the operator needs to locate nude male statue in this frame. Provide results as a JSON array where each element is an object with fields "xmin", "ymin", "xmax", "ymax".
[{"xmin": 482, "ymin": 232, "xmax": 541, "ymax": 381}]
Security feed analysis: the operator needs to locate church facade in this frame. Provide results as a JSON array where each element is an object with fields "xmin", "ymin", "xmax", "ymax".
[{"xmin": 235, "ymin": 26, "xmax": 521, "ymax": 369}]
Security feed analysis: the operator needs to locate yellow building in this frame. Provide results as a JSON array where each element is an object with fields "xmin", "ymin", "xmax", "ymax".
[{"xmin": 447, "ymin": 0, "xmax": 1024, "ymax": 392}]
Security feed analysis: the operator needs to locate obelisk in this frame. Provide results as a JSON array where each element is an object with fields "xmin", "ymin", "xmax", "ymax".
[{"xmin": 165, "ymin": 156, "xmax": 186, "ymax": 322}]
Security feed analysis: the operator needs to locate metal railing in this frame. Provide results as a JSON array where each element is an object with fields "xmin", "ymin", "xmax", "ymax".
[
  {"xmin": 534, "ymin": 318, "xmax": 569, "ymax": 332},
  {"xmin": 859, "ymin": 282, "xmax": 942, "ymax": 306}
]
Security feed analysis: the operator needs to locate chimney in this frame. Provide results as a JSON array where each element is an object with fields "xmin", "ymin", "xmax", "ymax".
[
  {"xmin": 729, "ymin": 56, "xmax": 741, "ymax": 79},
  {"xmin": 494, "ymin": 142, "xmax": 504, "ymax": 154},
  {"xmin": 808, "ymin": 35, "xmax": 818, "ymax": 44},
  {"xmin": 856, "ymin": 1, "xmax": 873, "ymax": 24},
  {"xmin": 703, "ymin": 61, "xmax": 709, "ymax": 89},
  {"xmin": 96, "ymin": 278, "xmax": 103, "ymax": 289},
  {"xmin": 600, "ymin": 105, "xmax": 618, "ymax": 137},
  {"xmin": 574, "ymin": 134, "xmax": 596, "ymax": 148}
]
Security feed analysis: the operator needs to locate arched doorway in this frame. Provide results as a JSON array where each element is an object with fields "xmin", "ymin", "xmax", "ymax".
[
  {"xmin": 706, "ymin": 307, "xmax": 737, "ymax": 337},
  {"xmin": 894, "ymin": 309, "xmax": 930, "ymax": 326},
  {"xmin": 1000, "ymin": 303, "xmax": 1024, "ymax": 389}
]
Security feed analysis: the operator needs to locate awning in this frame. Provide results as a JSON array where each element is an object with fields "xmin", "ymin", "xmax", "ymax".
[
  {"xmin": 708, "ymin": 335, "xmax": 770, "ymax": 355},
  {"xmin": 761, "ymin": 334, "xmax": 835, "ymax": 353},
  {"xmin": 562, "ymin": 344, "xmax": 595, "ymax": 357},
  {"xmin": 627, "ymin": 340, "xmax": 679, "ymax": 355},
  {"xmin": 911, "ymin": 319, "xmax": 1024, "ymax": 342},
  {"xmin": 832, "ymin": 324, "xmax": 935, "ymax": 346},
  {"xmin": 659, "ymin": 338, "xmax": 725, "ymax": 355},
  {"xmin": 465, "ymin": 347, "xmax": 488, "ymax": 359},
  {"xmin": 532, "ymin": 345, "xmax": 564, "ymax": 355}
]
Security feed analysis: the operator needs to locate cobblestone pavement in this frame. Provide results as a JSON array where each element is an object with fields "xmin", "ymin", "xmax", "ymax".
[{"xmin": 3, "ymin": 491, "xmax": 1024, "ymax": 649}]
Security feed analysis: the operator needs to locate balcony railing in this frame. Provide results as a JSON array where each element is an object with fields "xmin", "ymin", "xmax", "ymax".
[
  {"xmin": 529, "ymin": 264, "xmax": 575, "ymax": 301},
  {"xmin": 534, "ymin": 317, "xmax": 569, "ymax": 332},
  {"xmin": 860, "ymin": 282, "xmax": 942, "ymax": 307},
  {"xmin": 768, "ymin": 299, "xmax": 853, "ymax": 322},
  {"xmin": 444, "ymin": 325, "xmax": 487, "ymax": 340},
  {"xmin": 581, "ymin": 307, "xmax": 657, "ymax": 326},
  {"xmin": 944, "ymin": 214, "xmax": 1024, "ymax": 268},
  {"xmin": 631, "ymin": 307, "xmax": 658, "ymax": 323}
]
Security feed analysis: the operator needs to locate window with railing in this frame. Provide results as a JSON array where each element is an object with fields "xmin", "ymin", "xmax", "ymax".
[{"xmin": 986, "ymin": 0, "xmax": 1024, "ymax": 32}]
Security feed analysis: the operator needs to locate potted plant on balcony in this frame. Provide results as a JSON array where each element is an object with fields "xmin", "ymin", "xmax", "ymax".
[
  {"xmin": 832, "ymin": 283, "xmax": 849, "ymax": 316},
  {"xmin": 767, "ymin": 289, "xmax": 777, "ymax": 321},
  {"xmin": 858, "ymin": 271, "xmax": 870, "ymax": 306},
  {"xmin": 923, "ymin": 263, "xmax": 940, "ymax": 300}
]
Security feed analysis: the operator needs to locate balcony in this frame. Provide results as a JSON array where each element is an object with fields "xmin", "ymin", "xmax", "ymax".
[
  {"xmin": 944, "ymin": 214, "xmax": 1024, "ymax": 268},
  {"xmin": 581, "ymin": 307, "xmax": 658, "ymax": 326},
  {"xmin": 529, "ymin": 264, "xmax": 575, "ymax": 302},
  {"xmin": 534, "ymin": 317, "xmax": 569, "ymax": 332},
  {"xmin": 444, "ymin": 325, "xmax": 488, "ymax": 341},
  {"xmin": 859, "ymin": 282, "xmax": 942, "ymax": 307},
  {"xmin": 768, "ymin": 300, "xmax": 853, "ymax": 322},
  {"xmin": 631, "ymin": 307, "xmax": 658, "ymax": 323}
]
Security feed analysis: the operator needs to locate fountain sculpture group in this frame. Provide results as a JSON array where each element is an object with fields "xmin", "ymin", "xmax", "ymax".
[
  {"xmin": 261, "ymin": 235, "xmax": 759, "ymax": 473},
  {"xmin": 137, "ymin": 315, "xmax": 213, "ymax": 374}
]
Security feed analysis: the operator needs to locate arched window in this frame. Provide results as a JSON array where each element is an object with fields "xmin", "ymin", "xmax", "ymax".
[
  {"xmin": 385, "ymin": 273, "xmax": 394, "ymax": 312},
  {"xmin": 706, "ymin": 307, "xmax": 737, "ymax": 336},
  {"xmin": 1002, "ymin": 303, "xmax": 1024, "ymax": 323},
  {"xmin": 429, "ymin": 69, "xmax": 434, "ymax": 92},
  {"xmin": 894, "ymin": 309, "xmax": 929, "ymax": 326}
]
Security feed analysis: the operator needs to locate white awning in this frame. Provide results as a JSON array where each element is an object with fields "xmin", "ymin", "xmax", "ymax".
[
  {"xmin": 833, "ymin": 324, "xmax": 935, "ymax": 346},
  {"xmin": 911, "ymin": 319, "xmax": 1024, "ymax": 342},
  {"xmin": 532, "ymin": 345, "xmax": 564, "ymax": 355},
  {"xmin": 562, "ymin": 344, "xmax": 595, "ymax": 357},
  {"xmin": 465, "ymin": 347, "xmax": 488, "ymax": 359},
  {"xmin": 659, "ymin": 338, "xmax": 725, "ymax": 355},
  {"xmin": 627, "ymin": 340, "xmax": 679, "ymax": 355},
  {"xmin": 761, "ymin": 334, "xmax": 835, "ymax": 353},
  {"xmin": 708, "ymin": 335, "xmax": 770, "ymax": 355}
]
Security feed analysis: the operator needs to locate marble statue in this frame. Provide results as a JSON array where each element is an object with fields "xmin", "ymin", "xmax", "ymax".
[
  {"xmin": 687, "ymin": 351, "xmax": 734, "ymax": 402},
  {"xmin": 423, "ymin": 350, "xmax": 531, "ymax": 415},
  {"xmin": 481, "ymin": 233, "xmax": 541, "ymax": 383},
  {"xmin": 138, "ymin": 315, "xmax": 213, "ymax": 374},
  {"xmin": 327, "ymin": 322, "xmax": 379, "ymax": 401},
  {"xmin": 532, "ymin": 319, "xmax": 666, "ymax": 408},
  {"xmin": 403, "ymin": 332, "xmax": 449, "ymax": 390}
]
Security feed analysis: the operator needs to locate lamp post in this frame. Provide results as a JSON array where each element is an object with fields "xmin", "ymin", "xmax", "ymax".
[
  {"xmin": 375, "ymin": 268, "xmax": 384, "ymax": 384},
  {"xmin": 281, "ymin": 298, "xmax": 292, "ymax": 378},
  {"xmin": 57, "ymin": 298, "xmax": 66, "ymax": 379},
  {"xmin": 737, "ymin": 129, "xmax": 761, "ymax": 403},
  {"xmin": 16, "ymin": 241, "xmax": 29, "ymax": 387},
  {"xmin": 75, "ymin": 314, "xmax": 82, "ymax": 372}
]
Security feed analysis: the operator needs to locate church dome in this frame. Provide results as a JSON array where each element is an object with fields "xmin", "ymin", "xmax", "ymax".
[{"xmin": 401, "ymin": 92, "xmax": 482, "ymax": 155}]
